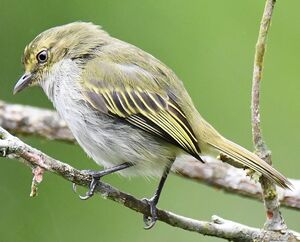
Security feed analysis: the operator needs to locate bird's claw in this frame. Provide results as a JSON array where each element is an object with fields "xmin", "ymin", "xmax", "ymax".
[
  {"xmin": 72, "ymin": 183, "xmax": 77, "ymax": 193},
  {"xmin": 71, "ymin": 170, "xmax": 101, "ymax": 200},
  {"xmin": 0, "ymin": 147, "xmax": 8, "ymax": 157},
  {"xmin": 79, "ymin": 192, "xmax": 94, "ymax": 200},
  {"xmin": 79, "ymin": 176, "xmax": 100, "ymax": 200},
  {"xmin": 142, "ymin": 197, "xmax": 158, "ymax": 229}
]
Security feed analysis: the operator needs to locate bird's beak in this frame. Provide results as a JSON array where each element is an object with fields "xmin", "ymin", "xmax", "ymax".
[{"xmin": 13, "ymin": 72, "xmax": 33, "ymax": 95}]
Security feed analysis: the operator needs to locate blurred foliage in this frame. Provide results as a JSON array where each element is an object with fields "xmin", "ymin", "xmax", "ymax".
[{"xmin": 0, "ymin": 0, "xmax": 299, "ymax": 241}]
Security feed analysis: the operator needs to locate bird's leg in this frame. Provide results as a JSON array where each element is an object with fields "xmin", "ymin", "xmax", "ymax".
[
  {"xmin": 78, "ymin": 162, "xmax": 133, "ymax": 200},
  {"xmin": 142, "ymin": 161, "xmax": 173, "ymax": 230}
]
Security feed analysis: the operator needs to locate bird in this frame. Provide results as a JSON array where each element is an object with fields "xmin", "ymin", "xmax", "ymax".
[{"xmin": 13, "ymin": 22, "xmax": 292, "ymax": 229}]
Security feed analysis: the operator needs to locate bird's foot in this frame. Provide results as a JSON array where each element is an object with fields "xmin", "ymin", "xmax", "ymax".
[
  {"xmin": 72, "ymin": 163, "xmax": 133, "ymax": 200},
  {"xmin": 142, "ymin": 197, "xmax": 158, "ymax": 230},
  {"xmin": 72, "ymin": 170, "xmax": 102, "ymax": 200}
]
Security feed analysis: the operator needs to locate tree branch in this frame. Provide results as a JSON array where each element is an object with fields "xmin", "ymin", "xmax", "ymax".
[
  {"xmin": 0, "ymin": 126, "xmax": 299, "ymax": 241},
  {"xmin": 0, "ymin": 1, "xmax": 298, "ymax": 240},
  {"xmin": 251, "ymin": 0, "xmax": 287, "ymax": 231},
  {"xmin": 1, "ymin": 100, "xmax": 299, "ymax": 210},
  {"xmin": 0, "ymin": 100, "xmax": 73, "ymax": 142}
]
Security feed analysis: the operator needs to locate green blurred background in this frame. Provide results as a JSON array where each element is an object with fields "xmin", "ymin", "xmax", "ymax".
[{"xmin": 0, "ymin": 0, "xmax": 299, "ymax": 241}]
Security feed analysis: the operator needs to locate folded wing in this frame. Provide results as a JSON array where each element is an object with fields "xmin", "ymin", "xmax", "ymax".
[{"xmin": 83, "ymin": 84, "xmax": 202, "ymax": 161}]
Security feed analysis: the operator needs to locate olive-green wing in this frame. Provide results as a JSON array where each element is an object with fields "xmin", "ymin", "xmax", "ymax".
[{"xmin": 83, "ymin": 85, "xmax": 202, "ymax": 161}]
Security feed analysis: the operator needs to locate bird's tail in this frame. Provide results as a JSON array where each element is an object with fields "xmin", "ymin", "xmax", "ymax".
[{"xmin": 208, "ymin": 138, "xmax": 293, "ymax": 189}]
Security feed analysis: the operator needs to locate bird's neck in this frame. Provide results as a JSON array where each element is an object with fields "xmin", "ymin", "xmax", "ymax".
[{"xmin": 40, "ymin": 59, "xmax": 81, "ymax": 104}]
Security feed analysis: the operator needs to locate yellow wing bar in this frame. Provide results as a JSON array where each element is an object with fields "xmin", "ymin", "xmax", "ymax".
[{"xmin": 84, "ymin": 87, "xmax": 202, "ymax": 161}]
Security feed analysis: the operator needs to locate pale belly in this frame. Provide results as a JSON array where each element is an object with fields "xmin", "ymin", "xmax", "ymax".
[{"xmin": 55, "ymin": 91, "xmax": 179, "ymax": 177}]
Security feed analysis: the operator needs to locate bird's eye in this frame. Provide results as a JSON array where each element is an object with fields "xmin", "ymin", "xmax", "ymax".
[{"xmin": 36, "ymin": 50, "xmax": 48, "ymax": 63}]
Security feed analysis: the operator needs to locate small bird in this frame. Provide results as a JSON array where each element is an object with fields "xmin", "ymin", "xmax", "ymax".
[{"xmin": 14, "ymin": 22, "xmax": 292, "ymax": 229}]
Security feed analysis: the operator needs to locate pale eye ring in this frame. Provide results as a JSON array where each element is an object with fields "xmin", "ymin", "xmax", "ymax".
[{"xmin": 36, "ymin": 50, "xmax": 48, "ymax": 63}]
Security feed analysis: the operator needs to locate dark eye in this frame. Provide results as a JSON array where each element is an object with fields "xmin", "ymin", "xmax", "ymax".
[{"xmin": 36, "ymin": 50, "xmax": 48, "ymax": 63}]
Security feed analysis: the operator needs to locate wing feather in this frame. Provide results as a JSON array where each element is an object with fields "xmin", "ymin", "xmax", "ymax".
[{"xmin": 83, "ymin": 84, "xmax": 201, "ymax": 160}]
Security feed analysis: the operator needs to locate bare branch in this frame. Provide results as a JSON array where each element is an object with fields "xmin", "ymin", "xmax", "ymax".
[
  {"xmin": 0, "ymin": 127, "xmax": 299, "ymax": 241},
  {"xmin": 1, "ymin": 100, "xmax": 299, "ymax": 210},
  {"xmin": 251, "ymin": 0, "xmax": 287, "ymax": 231}
]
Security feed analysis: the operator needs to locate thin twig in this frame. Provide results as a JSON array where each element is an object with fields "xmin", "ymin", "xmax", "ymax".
[
  {"xmin": 251, "ymin": 0, "xmax": 286, "ymax": 231},
  {"xmin": 1, "ymin": 100, "xmax": 299, "ymax": 210},
  {"xmin": 0, "ymin": 127, "xmax": 299, "ymax": 241}
]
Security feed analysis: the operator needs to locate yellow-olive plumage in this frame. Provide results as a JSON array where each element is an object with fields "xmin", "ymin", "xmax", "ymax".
[{"xmin": 14, "ymin": 22, "xmax": 292, "ymax": 228}]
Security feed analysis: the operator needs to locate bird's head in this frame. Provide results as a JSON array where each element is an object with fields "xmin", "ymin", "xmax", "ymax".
[{"xmin": 13, "ymin": 22, "xmax": 109, "ymax": 94}]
